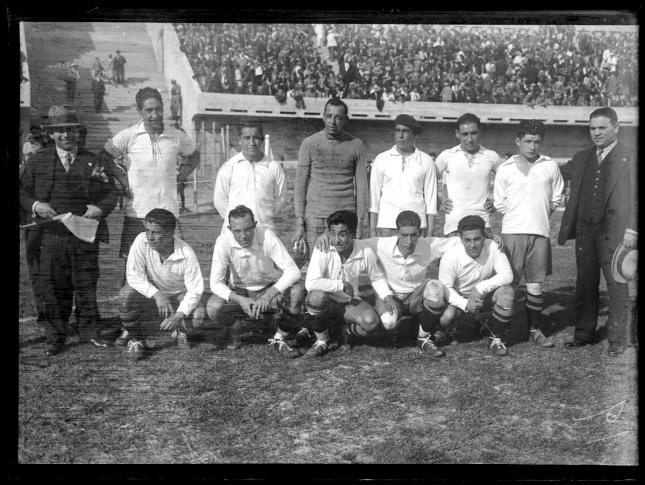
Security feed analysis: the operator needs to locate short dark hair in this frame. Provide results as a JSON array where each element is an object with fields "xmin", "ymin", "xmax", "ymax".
[
  {"xmin": 327, "ymin": 210, "xmax": 358, "ymax": 235},
  {"xmin": 237, "ymin": 120, "xmax": 264, "ymax": 137},
  {"xmin": 456, "ymin": 113, "xmax": 481, "ymax": 130},
  {"xmin": 457, "ymin": 215, "xmax": 486, "ymax": 234},
  {"xmin": 145, "ymin": 208, "xmax": 176, "ymax": 233},
  {"xmin": 136, "ymin": 87, "xmax": 163, "ymax": 110},
  {"xmin": 590, "ymin": 107, "xmax": 618, "ymax": 125},
  {"xmin": 395, "ymin": 211, "xmax": 421, "ymax": 230},
  {"xmin": 516, "ymin": 120, "xmax": 545, "ymax": 140},
  {"xmin": 324, "ymin": 97, "xmax": 349, "ymax": 116},
  {"xmin": 228, "ymin": 205, "xmax": 255, "ymax": 224}
]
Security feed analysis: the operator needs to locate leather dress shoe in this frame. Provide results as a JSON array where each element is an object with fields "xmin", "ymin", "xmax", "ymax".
[
  {"xmin": 45, "ymin": 343, "xmax": 65, "ymax": 356},
  {"xmin": 564, "ymin": 339, "xmax": 593, "ymax": 349},
  {"xmin": 607, "ymin": 342, "xmax": 625, "ymax": 357}
]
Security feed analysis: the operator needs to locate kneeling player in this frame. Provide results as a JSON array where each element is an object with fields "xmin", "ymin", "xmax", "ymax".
[
  {"xmin": 118, "ymin": 208, "xmax": 207, "ymax": 360},
  {"xmin": 304, "ymin": 210, "xmax": 398, "ymax": 358},
  {"xmin": 207, "ymin": 205, "xmax": 305, "ymax": 357},
  {"xmin": 424, "ymin": 215, "xmax": 515, "ymax": 356}
]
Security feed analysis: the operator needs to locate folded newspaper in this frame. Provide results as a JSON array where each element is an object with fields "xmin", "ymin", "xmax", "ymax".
[{"xmin": 54, "ymin": 212, "xmax": 98, "ymax": 243}]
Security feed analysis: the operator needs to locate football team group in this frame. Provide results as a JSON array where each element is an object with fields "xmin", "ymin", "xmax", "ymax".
[{"xmin": 20, "ymin": 88, "xmax": 637, "ymax": 361}]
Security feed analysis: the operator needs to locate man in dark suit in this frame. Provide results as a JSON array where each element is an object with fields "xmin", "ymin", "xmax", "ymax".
[
  {"xmin": 558, "ymin": 107, "xmax": 637, "ymax": 356},
  {"xmin": 20, "ymin": 106, "xmax": 118, "ymax": 355},
  {"xmin": 338, "ymin": 53, "xmax": 360, "ymax": 97}
]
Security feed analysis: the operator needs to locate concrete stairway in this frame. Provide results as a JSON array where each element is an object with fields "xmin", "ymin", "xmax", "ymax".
[{"xmin": 23, "ymin": 22, "xmax": 170, "ymax": 155}]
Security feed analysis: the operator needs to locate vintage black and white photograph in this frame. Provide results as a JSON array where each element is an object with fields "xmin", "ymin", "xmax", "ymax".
[{"xmin": 14, "ymin": 9, "xmax": 638, "ymax": 470}]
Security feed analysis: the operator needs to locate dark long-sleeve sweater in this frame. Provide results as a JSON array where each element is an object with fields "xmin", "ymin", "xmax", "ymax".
[{"xmin": 294, "ymin": 130, "xmax": 369, "ymax": 221}]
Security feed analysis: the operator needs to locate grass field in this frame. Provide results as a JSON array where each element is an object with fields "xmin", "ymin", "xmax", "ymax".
[{"xmin": 16, "ymin": 208, "xmax": 638, "ymax": 465}]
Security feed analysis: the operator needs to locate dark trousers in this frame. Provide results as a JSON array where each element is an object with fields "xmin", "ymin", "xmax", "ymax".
[
  {"xmin": 93, "ymin": 93, "xmax": 104, "ymax": 111},
  {"xmin": 574, "ymin": 220, "xmax": 630, "ymax": 344},
  {"xmin": 38, "ymin": 226, "xmax": 101, "ymax": 344},
  {"xmin": 24, "ymin": 226, "xmax": 47, "ymax": 326}
]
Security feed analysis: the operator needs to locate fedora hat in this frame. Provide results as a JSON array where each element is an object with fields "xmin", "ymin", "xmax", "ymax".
[
  {"xmin": 42, "ymin": 105, "xmax": 82, "ymax": 128},
  {"xmin": 611, "ymin": 241, "xmax": 638, "ymax": 283}
]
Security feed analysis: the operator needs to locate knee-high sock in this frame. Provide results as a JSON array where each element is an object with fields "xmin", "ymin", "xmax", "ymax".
[
  {"xmin": 525, "ymin": 291, "xmax": 544, "ymax": 329},
  {"xmin": 417, "ymin": 306, "xmax": 442, "ymax": 339}
]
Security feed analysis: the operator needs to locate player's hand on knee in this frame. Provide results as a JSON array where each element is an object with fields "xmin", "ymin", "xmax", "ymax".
[
  {"xmin": 160, "ymin": 313, "xmax": 183, "ymax": 332},
  {"xmin": 237, "ymin": 296, "xmax": 256, "ymax": 319},
  {"xmin": 153, "ymin": 292, "xmax": 174, "ymax": 319},
  {"xmin": 383, "ymin": 295, "xmax": 399, "ymax": 315}
]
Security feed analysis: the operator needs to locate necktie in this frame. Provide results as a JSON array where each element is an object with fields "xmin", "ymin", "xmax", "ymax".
[
  {"xmin": 63, "ymin": 153, "xmax": 72, "ymax": 172},
  {"xmin": 596, "ymin": 149, "xmax": 604, "ymax": 164}
]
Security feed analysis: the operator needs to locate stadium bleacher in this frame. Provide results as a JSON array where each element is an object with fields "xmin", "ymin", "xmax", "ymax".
[{"xmin": 174, "ymin": 23, "xmax": 638, "ymax": 108}]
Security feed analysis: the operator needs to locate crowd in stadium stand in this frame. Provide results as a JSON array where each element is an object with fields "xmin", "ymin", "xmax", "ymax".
[{"xmin": 174, "ymin": 23, "xmax": 638, "ymax": 108}]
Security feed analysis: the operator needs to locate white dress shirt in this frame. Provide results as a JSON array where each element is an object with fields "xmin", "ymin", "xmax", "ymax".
[
  {"xmin": 438, "ymin": 239, "xmax": 513, "ymax": 311},
  {"xmin": 126, "ymin": 232, "xmax": 204, "ymax": 316},
  {"xmin": 493, "ymin": 154, "xmax": 564, "ymax": 237},
  {"xmin": 104, "ymin": 121, "xmax": 196, "ymax": 218},
  {"xmin": 210, "ymin": 227, "xmax": 300, "ymax": 301},
  {"xmin": 435, "ymin": 144, "xmax": 504, "ymax": 234},
  {"xmin": 362, "ymin": 235, "xmax": 461, "ymax": 296},
  {"xmin": 213, "ymin": 152, "xmax": 286, "ymax": 230},
  {"xmin": 306, "ymin": 240, "xmax": 393, "ymax": 301},
  {"xmin": 369, "ymin": 146, "xmax": 437, "ymax": 229},
  {"xmin": 596, "ymin": 140, "xmax": 617, "ymax": 163}
]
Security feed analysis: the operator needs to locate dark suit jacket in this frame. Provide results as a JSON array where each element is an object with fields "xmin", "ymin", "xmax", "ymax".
[
  {"xmin": 557, "ymin": 142, "xmax": 637, "ymax": 245},
  {"xmin": 19, "ymin": 147, "xmax": 118, "ymax": 244},
  {"xmin": 339, "ymin": 60, "xmax": 360, "ymax": 86}
]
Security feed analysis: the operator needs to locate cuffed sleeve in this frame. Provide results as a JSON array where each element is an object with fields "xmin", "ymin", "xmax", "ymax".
[
  {"xmin": 126, "ymin": 236, "xmax": 161, "ymax": 298},
  {"xmin": 266, "ymin": 231, "xmax": 301, "ymax": 294},
  {"xmin": 305, "ymin": 248, "xmax": 344, "ymax": 293},
  {"xmin": 473, "ymin": 243, "xmax": 513, "ymax": 295},
  {"xmin": 209, "ymin": 236, "xmax": 233, "ymax": 301},
  {"xmin": 176, "ymin": 248, "xmax": 204, "ymax": 316}
]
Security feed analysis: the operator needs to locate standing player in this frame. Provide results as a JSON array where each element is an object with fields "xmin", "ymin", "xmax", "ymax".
[
  {"xmin": 304, "ymin": 210, "xmax": 398, "ymax": 358},
  {"xmin": 435, "ymin": 113, "xmax": 504, "ymax": 236},
  {"xmin": 494, "ymin": 120, "xmax": 564, "ymax": 347},
  {"xmin": 369, "ymin": 114, "xmax": 438, "ymax": 237},
  {"xmin": 428, "ymin": 216, "xmax": 515, "ymax": 356},
  {"xmin": 293, "ymin": 98, "xmax": 370, "ymax": 259},
  {"xmin": 102, "ymin": 87, "xmax": 199, "ymax": 345},
  {"xmin": 558, "ymin": 108, "xmax": 637, "ymax": 356},
  {"xmin": 213, "ymin": 121, "xmax": 286, "ymax": 232}
]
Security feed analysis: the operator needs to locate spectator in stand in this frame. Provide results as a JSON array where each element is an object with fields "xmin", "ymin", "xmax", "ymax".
[
  {"xmin": 170, "ymin": 80, "xmax": 182, "ymax": 122},
  {"xmin": 91, "ymin": 75, "xmax": 106, "ymax": 112},
  {"xmin": 173, "ymin": 24, "xmax": 637, "ymax": 107},
  {"xmin": 105, "ymin": 54, "xmax": 115, "ymax": 84},
  {"xmin": 113, "ymin": 50, "xmax": 127, "ymax": 84},
  {"xmin": 327, "ymin": 27, "xmax": 338, "ymax": 62}
]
